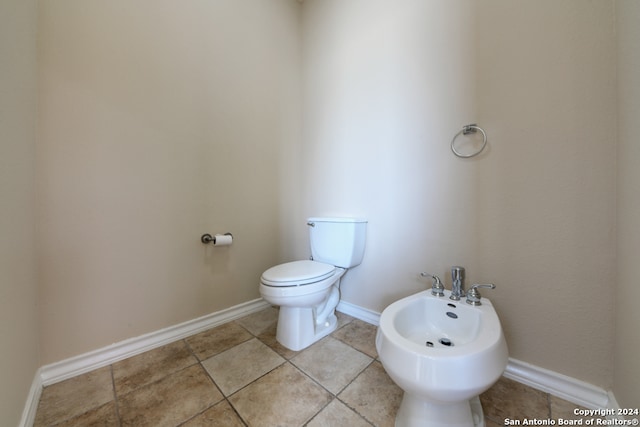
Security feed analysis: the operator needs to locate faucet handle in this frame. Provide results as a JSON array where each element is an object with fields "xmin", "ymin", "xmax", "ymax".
[
  {"xmin": 420, "ymin": 272, "xmax": 445, "ymax": 297},
  {"xmin": 466, "ymin": 283, "xmax": 496, "ymax": 306}
]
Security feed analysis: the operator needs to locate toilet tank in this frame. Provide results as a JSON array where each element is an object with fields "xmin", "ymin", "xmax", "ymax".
[{"xmin": 308, "ymin": 217, "xmax": 367, "ymax": 268}]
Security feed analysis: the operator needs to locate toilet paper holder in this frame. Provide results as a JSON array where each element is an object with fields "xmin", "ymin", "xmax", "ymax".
[{"xmin": 201, "ymin": 232, "xmax": 233, "ymax": 245}]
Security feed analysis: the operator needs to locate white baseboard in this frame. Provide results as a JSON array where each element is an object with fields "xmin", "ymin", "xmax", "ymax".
[
  {"xmin": 18, "ymin": 367, "xmax": 43, "ymax": 427},
  {"xmin": 606, "ymin": 391, "xmax": 622, "ymax": 415},
  {"xmin": 40, "ymin": 298, "xmax": 269, "ymax": 387},
  {"xmin": 337, "ymin": 299, "xmax": 381, "ymax": 325},
  {"xmin": 21, "ymin": 297, "xmax": 620, "ymax": 427},
  {"xmin": 504, "ymin": 358, "xmax": 612, "ymax": 410}
]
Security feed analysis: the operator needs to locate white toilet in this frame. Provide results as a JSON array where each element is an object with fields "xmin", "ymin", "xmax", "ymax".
[{"xmin": 259, "ymin": 217, "xmax": 367, "ymax": 351}]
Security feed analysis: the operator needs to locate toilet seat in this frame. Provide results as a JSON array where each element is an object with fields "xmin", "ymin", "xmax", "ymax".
[{"xmin": 261, "ymin": 260, "xmax": 336, "ymax": 287}]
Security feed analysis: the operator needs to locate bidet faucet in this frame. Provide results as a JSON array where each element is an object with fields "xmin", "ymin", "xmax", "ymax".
[
  {"xmin": 466, "ymin": 283, "xmax": 496, "ymax": 306},
  {"xmin": 420, "ymin": 272, "xmax": 445, "ymax": 297},
  {"xmin": 450, "ymin": 266, "xmax": 465, "ymax": 301}
]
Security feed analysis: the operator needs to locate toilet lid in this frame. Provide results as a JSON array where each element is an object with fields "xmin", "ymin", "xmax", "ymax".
[{"xmin": 261, "ymin": 260, "xmax": 335, "ymax": 286}]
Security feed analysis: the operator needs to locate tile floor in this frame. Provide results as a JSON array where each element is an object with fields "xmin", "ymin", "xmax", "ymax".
[{"xmin": 34, "ymin": 307, "xmax": 588, "ymax": 427}]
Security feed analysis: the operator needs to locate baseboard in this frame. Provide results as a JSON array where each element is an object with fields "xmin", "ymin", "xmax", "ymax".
[
  {"xmin": 40, "ymin": 298, "xmax": 270, "ymax": 387},
  {"xmin": 337, "ymin": 299, "xmax": 381, "ymax": 325},
  {"xmin": 606, "ymin": 391, "xmax": 622, "ymax": 415},
  {"xmin": 18, "ymin": 367, "xmax": 43, "ymax": 427},
  {"xmin": 504, "ymin": 358, "xmax": 612, "ymax": 410},
  {"xmin": 34, "ymin": 298, "xmax": 369, "ymax": 389}
]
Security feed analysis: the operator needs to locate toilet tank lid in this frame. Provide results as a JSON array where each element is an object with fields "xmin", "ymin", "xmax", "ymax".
[{"xmin": 261, "ymin": 260, "xmax": 335, "ymax": 284}]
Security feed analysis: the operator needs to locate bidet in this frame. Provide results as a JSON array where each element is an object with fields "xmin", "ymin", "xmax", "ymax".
[{"xmin": 376, "ymin": 288, "xmax": 508, "ymax": 427}]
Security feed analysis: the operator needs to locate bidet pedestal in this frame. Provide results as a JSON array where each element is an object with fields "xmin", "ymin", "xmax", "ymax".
[{"xmin": 395, "ymin": 394, "xmax": 485, "ymax": 427}]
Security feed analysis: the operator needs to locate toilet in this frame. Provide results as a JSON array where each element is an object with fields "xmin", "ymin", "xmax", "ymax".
[{"xmin": 259, "ymin": 217, "xmax": 367, "ymax": 351}]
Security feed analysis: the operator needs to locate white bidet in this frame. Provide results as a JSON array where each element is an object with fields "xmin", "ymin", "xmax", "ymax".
[{"xmin": 376, "ymin": 289, "xmax": 508, "ymax": 427}]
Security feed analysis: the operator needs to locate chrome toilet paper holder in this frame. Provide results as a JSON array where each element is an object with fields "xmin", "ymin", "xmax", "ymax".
[{"xmin": 201, "ymin": 232, "xmax": 233, "ymax": 245}]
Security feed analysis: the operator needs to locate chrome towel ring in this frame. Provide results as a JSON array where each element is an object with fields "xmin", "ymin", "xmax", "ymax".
[{"xmin": 451, "ymin": 124, "xmax": 487, "ymax": 158}]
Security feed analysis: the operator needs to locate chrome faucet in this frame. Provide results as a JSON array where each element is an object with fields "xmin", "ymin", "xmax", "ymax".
[
  {"xmin": 450, "ymin": 266, "xmax": 465, "ymax": 301},
  {"xmin": 466, "ymin": 283, "xmax": 496, "ymax": 306},
  {"xmin": 420, "ymin": 272, "xmax": 445, "ymax": 297}
]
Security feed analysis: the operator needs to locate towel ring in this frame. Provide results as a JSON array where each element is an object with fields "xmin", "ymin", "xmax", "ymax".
[{"xmin": 451, "ymin": 124, "xmax": 487, "ymax": 158}]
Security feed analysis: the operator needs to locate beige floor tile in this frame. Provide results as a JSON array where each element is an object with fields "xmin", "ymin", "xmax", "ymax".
[
  {"xmin": 230, "ymin": 362, "xmax": 332, "ymax": 426},
  {"xmin": 118, "ymin": 364, "xmax": 223, "ymax": 427},
  {"xmin": 486, "ymin": 417, "xmax": 504, "ymax": 427},
  {"xmin": 335, "ymin": 311, "xmax": 356, "ymax": 328},
  {"xmin": 185, "ymin": 321, "xmax": 253, "ymax": 360},
  {"xmin": 112, "ymin": 340, "xmax": 197, "ymax": 395},
  {"xmin": 234, "ymin": 306, "xmax": 279, "ymax": 336},
  {"xmin": 307, "ymin": 399, "xmax": 373, "ymax": 427},
  {"xmin": 34, "ymin": 366, "xmax": 114, "ymax": 426},
  {"xmin": 549, "ymin": 395, "xmax": 596, "ymax": 420},
  {"xmin": 202, "ymin": 338, "xmax": 285, "ymax": 396},
  {"xmin": 52, "ymin": 401, "xmax": 119, "ymax": 427},
  {"xmin": 332, "ymin": 319, "xmax": 379, "ymax": 358},
  {"xmin": 256, "ymin": 322, "xmax": 301, "ymax": 359},
  {"xmin": 291, "ymin": 336, "xmax": 372, "ymax": 394},
  {"xmin": 181, "ymin": 400, "xmax": 245, "ymax": 427},
  {"xmin": 480, "ymin": 376, "xmax": 550, "ymax": 423},
  {"xmin": 339, "ymin": 361, "xmax": 403, "ymax": 427}
]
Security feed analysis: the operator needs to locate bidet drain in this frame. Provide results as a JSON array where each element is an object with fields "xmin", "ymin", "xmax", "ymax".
[{"xmin": 439, "ymin": 338, "xmax": 453, "ymax": 347}]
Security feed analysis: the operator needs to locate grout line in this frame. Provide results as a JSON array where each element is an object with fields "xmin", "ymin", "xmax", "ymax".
[
  {"xmin": 279, "ymin": 359, "xmax": 376, "ymax": 427},
  {"xmin": 285, "ymin": 336, "xmax": 377, "ymax": 426},
  {"xmin": 226, "ymin": 398, "xmax": 250, "ymax": 427},
  {"xmin": 187, "ymin": 337, "xmax": 250, "ymax": 427},
  {"xmin": 300, "ymin": 393, "xmax": 334, "ymax": 426},
  {"xmin": 109, "ymin": 365, "xmax": 122, "ymax": 427},
  {"xmin": 224, "ymin": 359, "xmax": 290, "ymax": 399},
  {"xmin": 334, "ymin": 359, "xmax": 380, "ymax": 426},
  {"xmin": 187, "ymin": 338, "xmax": 228, "ymax": 403},
  {"xmin": 289, "ymin": 353, "xmax": 336, "ymax": 396},
  {"xmin": 194, "ymin": 310, "xmax": 376, "ymax": 426}
]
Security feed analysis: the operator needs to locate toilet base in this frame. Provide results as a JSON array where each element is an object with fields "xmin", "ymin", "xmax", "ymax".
[
  {"xmin": 276, "ymin": 307, "xmax": 338, "ymax": 351},
  {"xmin": 395, "ymin": 394, "xmax": 485, "ymax": 427}
]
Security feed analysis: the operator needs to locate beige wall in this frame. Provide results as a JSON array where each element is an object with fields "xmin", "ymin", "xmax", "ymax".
[
  {"xmin": 615, "ymin": 0, "xmax": 640, "ymax": 408},
  {"xmin": 301, "ymin": 0, "xmax": 479, "ymax": 304},
  {"xmin": 37, "ymin": 0, "xmax": 301, "ymax": 364},
  {"xmin": 301, "ymin": 0, "xmax": 616, "ymax": 388},
  {"xmin": 474, "ymin": 0, "xmax": 616, "ymax": 388},
  {"xmin": 0, "ymin": 0, "xmax": 40, "ymax": 423},
  {"xmin": 3, "ymin": 0, "xmax": 634, "ymax": 411}
]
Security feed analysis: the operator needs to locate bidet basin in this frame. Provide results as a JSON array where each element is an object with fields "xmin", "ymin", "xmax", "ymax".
[
  {"xmin": 394, "ymin": 296, "xmax": 481, "ymax": 348},
  {"xmin": 376, "ymin": 289, "xmax": 508, "ymax": 404}
]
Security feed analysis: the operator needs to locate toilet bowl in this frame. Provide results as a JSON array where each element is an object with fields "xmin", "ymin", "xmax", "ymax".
[
  {"xmin": 260, "ymin": 260, "xmax": 346, "ymax": 351},
  {"xmin": 376, "ymin": 289, "xmax": 508, "ymax": 427},
  {"xmin": 259, "ymin": 218, "xmax": 367, "ymax": 351}
]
